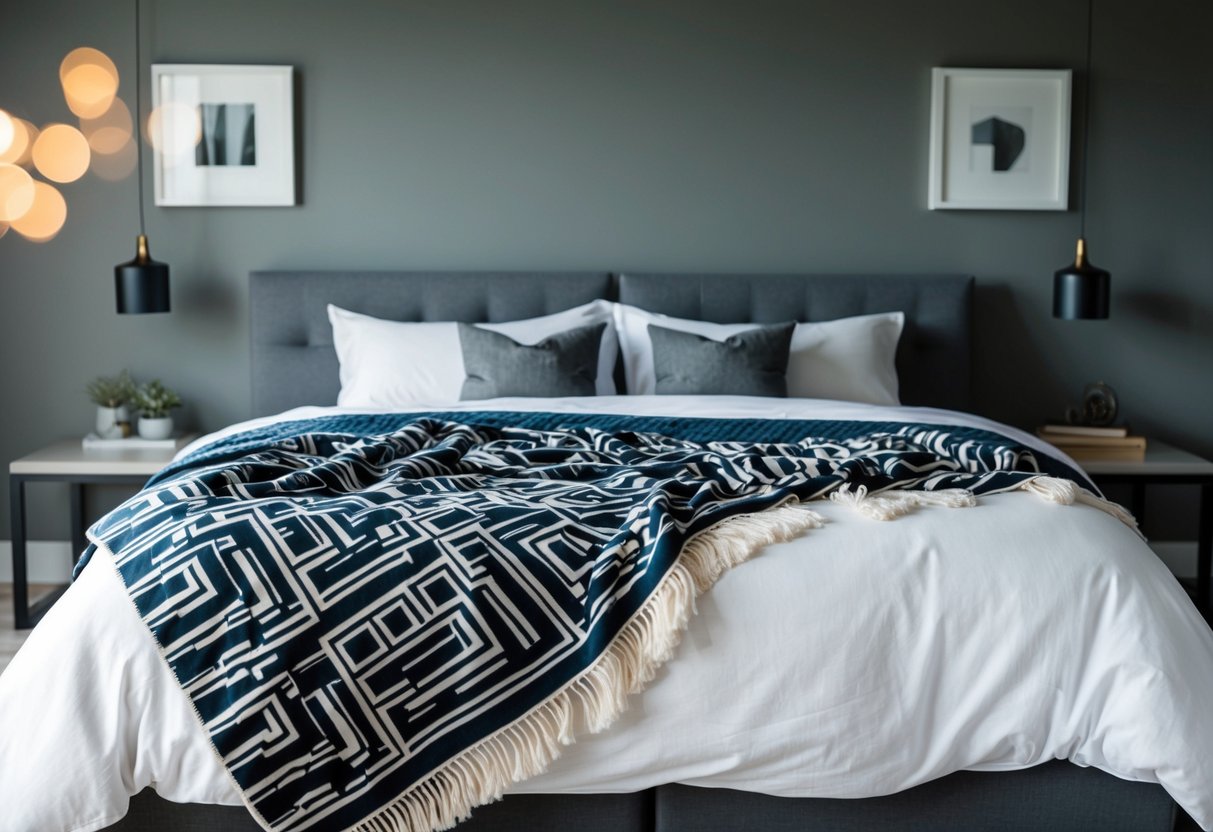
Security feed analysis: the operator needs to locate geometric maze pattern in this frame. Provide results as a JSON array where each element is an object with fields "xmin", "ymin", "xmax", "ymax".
[{"xmin": 82, "ymin": 415, "xmax": 1070, "ymax": 831}]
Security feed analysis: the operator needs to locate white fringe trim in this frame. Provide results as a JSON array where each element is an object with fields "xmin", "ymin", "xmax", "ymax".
[
  {"xmin": 1019, "ymin": 475, "xmax": 1143, "ymax": 537},
  {"xmin": 828, "ymin": 484, "xmax": 976, "ymax": 519},
  {"xmin": 351, "ymin": 502, "xmax": 825, "ymax": 832},
  {"xmin": 826, "ymin": 476, "xmax": 1141, "ymax": 536}
]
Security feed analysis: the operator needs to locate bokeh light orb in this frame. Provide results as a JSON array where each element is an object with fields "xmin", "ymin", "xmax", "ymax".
[
  {"xmin": 32, "ymin": 123, "xmax": 91, "ymax": 183},
  {"xmin": 0, "ymin": 111, "xmax": 14, "ymax": 158},
  {"xmin": 60, "ymin": 47, "xmax": 120, "ymax": 119},
  {"xmin": 11, "ymin": 180, "xmax": 67, "ymax": 242},
  {"xmin": 59, "ymin": 47, "xmax": 119, "ymax": 86},
  {"xmin": 147, "ymin": 101, "xmax": 201, "ymax": 161},
  {"xmin": 0, "ymin": 117, "xmax": 37, "ymax": 166},
  {"xmin": 0, "ymin": 163, "xmax": 36, "ymax": 222},
  {"xmin": 80, "ymin": 97, "xmax": 133, "ymax": 154},
  {"xmin": 90, "ymin": 126, "xmax": 132, "ymax": 155}
]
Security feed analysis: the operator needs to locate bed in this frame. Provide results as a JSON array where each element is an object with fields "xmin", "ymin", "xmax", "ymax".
[{"xmin": 1, "ymin": 271, "xmax": 1209, "ymax": 832}]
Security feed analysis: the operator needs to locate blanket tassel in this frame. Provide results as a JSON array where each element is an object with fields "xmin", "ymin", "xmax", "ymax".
[
  {"xmin": 829, "ymin": 484, "xmax": 976, "ymax": 520},
  {"xmin": 1020, "ymin": 475, "xmax": 1142, "ymax": 536},
  {"xmin": 827, "ymin": 477, "xmax": 1140, "ymax": 537}
]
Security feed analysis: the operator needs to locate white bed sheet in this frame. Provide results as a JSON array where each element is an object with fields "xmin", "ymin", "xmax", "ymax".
[{"xmin": 3, "ymin": 396, "xmax": 1212, "ymax": 832}]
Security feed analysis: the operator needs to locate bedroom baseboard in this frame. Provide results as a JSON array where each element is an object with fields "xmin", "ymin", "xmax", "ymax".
[
  {"xmin": 0, "ymin": 540, "xmax": 1200, "ymax": 587},
  {"xmin": 0, "ymin": 540, "xmax": 75, "ymax": 584}
]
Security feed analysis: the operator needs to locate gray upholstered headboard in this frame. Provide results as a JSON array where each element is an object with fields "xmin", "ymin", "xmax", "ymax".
[
  {"xmin": 618, "ymin": 273, "xmax": 973, "ymax": 412},
  {"xmin": 250, "ymin": 271, "xmax": 615, "ymax": 415},
  {"xmin": 249, "ymin": 271, "xmax": 972, "ymax": 416}
]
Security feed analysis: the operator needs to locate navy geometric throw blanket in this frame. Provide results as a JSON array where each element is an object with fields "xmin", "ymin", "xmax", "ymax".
[{"xmin": 80, "ymin": 412, "xmax": 1108, "ymax": 832}]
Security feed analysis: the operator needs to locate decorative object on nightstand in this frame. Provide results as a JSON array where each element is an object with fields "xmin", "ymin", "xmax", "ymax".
[
  {"xmin": 1053, "ymin": 0, "xmax": 1109, "ymax": 320},
  {"xmin": 114, "ymin": 0, "xmax": 170, "ymax": 314},
  {"xmin": 85, "ymin": 369, "xmax": 136, "ymax": 438},
  {"xmin": 131, "ymin": 379, "xmax": 181, "ymax": 439},
  {"xmin": 1040, "ymin": 382, "xmax": 1144, "ymax": 461},
  {"xmin": 1067, "ymin": 381, "xmax": 1119, "ymax": 427}
]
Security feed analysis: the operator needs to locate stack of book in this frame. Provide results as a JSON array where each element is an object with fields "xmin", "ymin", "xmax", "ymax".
[{"xmin": 1036, "ymin": 424, "xmax": 1146, "ymax": 462}]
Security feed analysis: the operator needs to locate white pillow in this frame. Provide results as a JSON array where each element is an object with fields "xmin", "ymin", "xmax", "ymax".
[
  {"xmin": 614, "ymin": 304, "xmax": 904, "ymax": 405},
  {"xmin": 329, "ymin": 300, "xmax": 619, "ymax": 407}
]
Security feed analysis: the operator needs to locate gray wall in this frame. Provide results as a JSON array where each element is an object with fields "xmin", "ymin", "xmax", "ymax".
[{"xmin": 1, "ymin": 0, "xmax": 1211, "ymax": 541}]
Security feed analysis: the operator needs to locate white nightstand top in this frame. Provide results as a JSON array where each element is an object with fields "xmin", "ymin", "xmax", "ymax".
[
  {"xmin": 10, "ymin": 436, "xmax": 196, "ymax": 477},
  {"xmin": 1075, "ymin": 440, "xmax": 1213, "ymax": 477}
]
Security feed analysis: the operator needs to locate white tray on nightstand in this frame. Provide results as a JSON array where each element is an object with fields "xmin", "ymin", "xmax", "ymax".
[
  {"xmin": 13, "ymin": 435, "xmax": 197, "ymax": 478},
  {"xmin": 8, "ymin": 435, "xmax": 197, "ymax": 628}
]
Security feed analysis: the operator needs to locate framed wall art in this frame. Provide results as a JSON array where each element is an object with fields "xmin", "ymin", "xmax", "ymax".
[
  {"xmin": 151, "ymin": 64, "xmax": 295, "ymax": 206},
  {"xmin": 928, "ymin": 68, "xmax": 1071, "ymax": 210}
]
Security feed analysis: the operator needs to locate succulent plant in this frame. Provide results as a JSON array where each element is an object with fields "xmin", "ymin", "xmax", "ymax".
[
  {"xmin": 131, "ymin": 380, "xmax": 182, "ymax": 419},
  {"xmin": 86, "ymin": 370, "xmax": 136, "ymax": 408}
]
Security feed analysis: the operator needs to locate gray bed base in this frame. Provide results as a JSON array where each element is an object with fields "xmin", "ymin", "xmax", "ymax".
[
  {"xmin": 109, "ymin": 761, "xmax": 1177, "ymax": 831},
  {"xmin": 102, "ymin": 271, "xmax": 1179, "ymax": 830}
]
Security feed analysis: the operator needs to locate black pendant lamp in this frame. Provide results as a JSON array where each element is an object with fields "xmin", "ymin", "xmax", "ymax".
[
  {"xmin": 115, "ymin": 0, "xmax": 169, "ymax": 314},
  {"xmin": 1053, "ymin": 0, "xmax": 1107, "ymax": 320}
]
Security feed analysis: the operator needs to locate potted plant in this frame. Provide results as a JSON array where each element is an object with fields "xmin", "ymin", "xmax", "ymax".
[
  {"xmin": 86, "ymin": 370, "xmax": 136, "ymax": 439},
  {"xmin": 131, "ymin": 380, "xmax": 182, "ymax": 440}
]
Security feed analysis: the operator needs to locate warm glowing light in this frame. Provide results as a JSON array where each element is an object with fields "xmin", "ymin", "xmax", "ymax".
[
  {"xmin": 11, "ymin": 180, "xmax": 67, "ymax": 242},
  {"xmin": 89, "ymin": 136, "xmax": 137, "ymax": 181},
  {"xmin": 0, "ymin": 118, "xmax": 37, "ymax": 166},
  {"xmin": 59, "ymin": 48, "xmax": 120, "ymax": 119},
  {"xmin": 0, "ymin": 164, "xmax": 36, "ymax": 222},
  {"xmin": 147, "ymin": 102, "xmax": 201, "ymax": 161},
  {"xmin": 64, "ymin": 65, "xmax": 119, "ymax": 119},
  {"xmin": 90, "ymin": 126, "xmax": 131, "ymax": 155},
  {"xmin": 0, "ymin": 221, "xmax": 8, "ymax": 240},
  {"xmin": 0, "ymin": 111, "xmax": 13, "ymax": 157},
  {"xmin": 80, "ymin": 97, "xmax": 133, "ymax": 154},
  {"xmin": 59, "ymin": 47, "xmax": 119, "ymax": 85},
  {"xmin": 32, "ymin": 123, "xmax": 91, "ymax": 183}
]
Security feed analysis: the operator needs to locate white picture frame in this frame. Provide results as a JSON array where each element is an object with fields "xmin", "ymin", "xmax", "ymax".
[
  {"xmin": 151, "ymin": 64, "xmax": 295, "ymax": 207},
  {"xmin": 928, "ymin": 68, "xmax": 1071, "ymax": 211}
]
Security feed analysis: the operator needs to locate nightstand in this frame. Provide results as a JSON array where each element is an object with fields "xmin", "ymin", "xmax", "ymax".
[
  {"xmin": 1074, "ymin": 440, "xmax": 1213, "ymax": 613},
  {"xmin": 8, "ymin": 437, "xmax": 194, "ymax": 629}
]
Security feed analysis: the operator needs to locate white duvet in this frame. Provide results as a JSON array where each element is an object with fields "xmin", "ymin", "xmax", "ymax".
[{"xmin": 3, "ymin": 396, "xmax": 1213, "ymax": 832}]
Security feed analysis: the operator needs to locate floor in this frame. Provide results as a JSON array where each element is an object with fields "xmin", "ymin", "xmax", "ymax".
[{"xmin": 0, "ymin": 583, "xmax": 51, "ymax": 677}]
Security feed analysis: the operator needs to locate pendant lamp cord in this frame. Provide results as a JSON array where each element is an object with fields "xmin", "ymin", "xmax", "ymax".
[
  {"xmin": 135, "ymin": 0, "xmax": 146, "ymax": 238},
  {"xmin": 1079, "ymin": 0, "xmax": 1094, "ymax": 240}
]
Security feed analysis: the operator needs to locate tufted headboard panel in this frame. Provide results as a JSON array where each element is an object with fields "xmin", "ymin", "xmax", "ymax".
[
  {"xmin": 618, "ymin": 273, "xmax": 973, "ymax": 411},
  {"xmin": 249, "ymin": 271, "xmax": 973, "ymax": 415},
  {"xmin": 249, "ymin": 271, "xmax": 615, "ymax": 415}
]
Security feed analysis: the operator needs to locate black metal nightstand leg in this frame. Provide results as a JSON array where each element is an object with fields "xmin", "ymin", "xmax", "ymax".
[
  {"xmin": 1130, "ymin": 483, "xmax": 1146, "ymax": 526},
  {"xmin": 10, "ymin": 476, "xmax": 30, "ymax": 630},
  {"xmin": 1198, "ymin": 483, "xmax": 1211, "ymax": 615},
  {"xmin": 69, "ymin": 482, "xmax": 87, "ymax": 563}
]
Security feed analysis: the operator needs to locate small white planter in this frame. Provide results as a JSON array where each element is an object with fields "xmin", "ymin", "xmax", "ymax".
[
  {"xmin": 138, "ymin": 416, "xmax": 174, "ymax": 440},
  {"xmin": 96, "ymin": 405, "xmax": 130, "ymax": 439}
]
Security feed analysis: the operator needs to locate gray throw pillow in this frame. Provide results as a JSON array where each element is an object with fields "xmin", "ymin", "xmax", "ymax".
[
  {"xmin": 459, "ymin": 322, "xmax": 606, "ymax": 400},
  {"xmin": 649, "ymin": 322, "xmax": 794, "ymax": 396}
]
